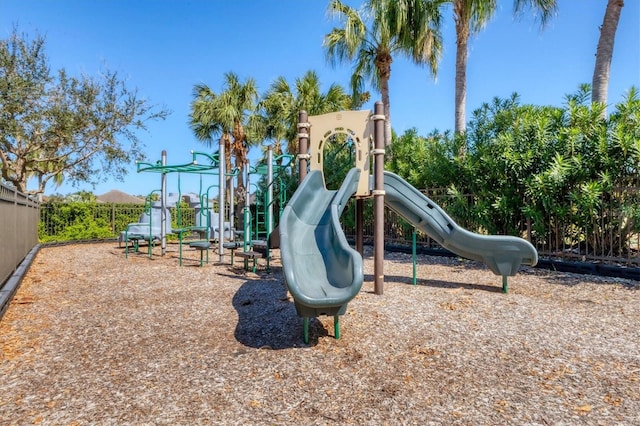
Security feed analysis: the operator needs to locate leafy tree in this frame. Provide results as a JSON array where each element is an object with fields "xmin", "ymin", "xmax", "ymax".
[
  {"xmin": 0, "ymin": 28, "xmax": 168, "ymax": 196},
  {"xmin": 464, "ymin": 87, "xmax": 637, "ymax": 254},
  {"xmin": 450, "ymin": 0, "xmax": 557, "ymax": 135},
  {"xmin": 591, "ymin": 0, "xmax": 624, "ymax": 116},
  {"xmin": 387, "ymin": 127, "xmax": 461, "ymax": 189},
  {"xmin": 463, "ymin": 93, "xmax": 563, "ymax": 234},
  {"xmin": 324, "ymin": 0, "xmax": 444, "ymax": 145},
  {"xmin": 388, "ymin": 85, "xmax": 639, "ymax": 258},
  {"xmin": 66, "ymin": 190, "xmax": 97, "ymax": 202}
]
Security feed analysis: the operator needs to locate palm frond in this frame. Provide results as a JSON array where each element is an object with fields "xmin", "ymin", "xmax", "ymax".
[
  {"xmin": 468, "ymin": 0, "xmax": 498, "ymax": 34},
  {"xmin": 514, "ymin": 0, "xmax": 558, "ymax": 28},
  {"xmin": 324, "ymin": 0, "xmax": 366, "ymax": 64}
]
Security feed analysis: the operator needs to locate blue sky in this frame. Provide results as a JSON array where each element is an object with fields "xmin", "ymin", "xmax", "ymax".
[{"xmin": 1, "ymin": 0, "xmax": 639, "ymax": 197}]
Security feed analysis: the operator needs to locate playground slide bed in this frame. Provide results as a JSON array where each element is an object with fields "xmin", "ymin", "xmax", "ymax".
[{"xmin": 1, "ymin": 243, "xmax": 638, "ymax": 425}]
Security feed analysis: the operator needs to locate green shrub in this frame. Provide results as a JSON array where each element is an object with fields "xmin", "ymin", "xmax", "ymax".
[{"xmin": 386, "ymin": 85, "xmax": 640, "ymax": 256}]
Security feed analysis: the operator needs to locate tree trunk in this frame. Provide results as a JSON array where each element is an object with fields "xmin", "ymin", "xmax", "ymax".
[
  {"xmin": 233, "ymin": 161, "xmax": 244, "ymax": 233},
  {"xmin": 381, "ymin": 76, "xmax": 392, "ymax": 147},
  {"xmin": 376, "ymin": 51, "xmax": 393, "ymax": 146},
  {"xmin": 454, "ymin": 9, "xmax": 469, "ymax": 137},
  {"xmin": 591, "ymin": 0, "xmax": 624, "ymax": 117}
]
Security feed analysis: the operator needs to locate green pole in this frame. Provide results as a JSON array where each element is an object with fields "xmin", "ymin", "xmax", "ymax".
[
  {"xmin": 303, "ymin": 317, "xmax": 309, "ymax": 344},
  {"xmin": 412, "ymin": 227, "xmax": 417, "ymax": 285},
  {"xmin": 244, "ymin": 167, "xmax": 251, "ymax": 251},
  {"xmin": 177, "ymin": 173, "xmax": 182, "ymax": 228},
  {"xmin": 266, "ymin": 146, "xmax": 273, "ymax": 272}
]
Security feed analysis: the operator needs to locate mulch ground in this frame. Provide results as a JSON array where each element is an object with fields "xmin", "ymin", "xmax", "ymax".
[{"xmin": 1, "ymin": 242, "xmax": 638, "ymax": 425}]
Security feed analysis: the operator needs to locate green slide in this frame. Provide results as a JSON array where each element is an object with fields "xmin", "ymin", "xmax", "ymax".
[
  {"xmin": 280, "ymin": 168, "xmax": 364, "ymax": 341},
  {"xmin": 384, "ymin": 171, "xmax": 538, "ymax": 277}
]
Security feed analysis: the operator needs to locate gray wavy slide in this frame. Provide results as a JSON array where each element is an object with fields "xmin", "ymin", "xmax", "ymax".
[
  {"xmin": 383, "ymin": 171, "xmax": 538, "ymax": 277},
  {"xmin": 281, "ymin": 169, "xmax": 538, "ymax": 321},
  {"xmin": 280, "ymin": 168, "xmax": 364, "ymax": 320}
]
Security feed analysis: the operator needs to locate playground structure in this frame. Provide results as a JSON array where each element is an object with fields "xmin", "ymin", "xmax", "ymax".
[
  {"xmin": 122, "ymin": 189, "xmax": 176, "ymax": 258},
  {"xmin": 121, "ymin": 150, "xmax": 229, "ymax": 265},
  {"xmin": 279, "ymin": 102, "xmax": 538, "ymax": 343},
  {"xmin": 119, "ymin": 103, "xmax": 537, "ymax": 343},
  {"xmin": 240, "ymin": 150, "xmax": 294, "ymax": 271},
  {"xmin": 121, "ymin": 145, "xmax": 292, "ymax": 268}
]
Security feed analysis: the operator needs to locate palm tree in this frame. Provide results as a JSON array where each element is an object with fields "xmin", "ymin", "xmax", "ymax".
[
  {"xmin": 190, "ymin": 83, "xmax": 229, "ymax": 169},
  {"xmin": 259, "ymin": 70, "xmax": 352, "ymax": 158},
  {"xmin": 324, "ymin": 0, "xmax": 444, "ymax": 146},
  {"xmin": 452, "ymin": 0, "xmax": 557, "ymax": 134},
  {"xmin": 591, "ymin": 0, "xmax": 624, "ymax": 117},
  {"xmin": 189, "ymin": 72, "xmax": 260, "ymax": 216}
]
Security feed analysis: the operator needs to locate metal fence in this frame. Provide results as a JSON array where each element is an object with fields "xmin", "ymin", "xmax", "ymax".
[
  {"xmin": 1, "ymin": 183, "xmax": 40, "ymax": 287},
  {"xmin": 343, "ymin": 189, "xmax": 640, "ymax": 268},
  {"xmin": 38, "ymin": 188, "xmax": 640, "ymax": 269},
  {"xmin": 39, "ymin": 203, "xmax": 197, "ymax": 242}
]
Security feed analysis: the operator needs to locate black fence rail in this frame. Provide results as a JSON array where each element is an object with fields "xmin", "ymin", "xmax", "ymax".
[
  {"xmin": 38, "ymin": 187, "xmax": 640, "ymax": 272},
  {"xmin": 343, "ymin": 188, "xmax": 640, "ymax": 269},
  {"xmin": 39, "ymin": 202, "xmax": 197, "ymax": 242}
]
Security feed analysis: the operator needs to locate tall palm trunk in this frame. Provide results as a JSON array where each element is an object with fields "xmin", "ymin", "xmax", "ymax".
[
  {"xmin": 591, "ymin": 0, "xmax": 624, "ymax": 117},
  {"xmin": 454, "ymin": 6, "xmax": 469, "ymax": 136},
  {"xmin": 231, "ymin": 125, "xmax": 248, "ymax": 231},
  {"xmin": 220, "ymin": 134, "xmax": 234, "ymax": 226},
  {"xmin": 376, "ymin": 51, "xmax": 393, "ymax": 146},
  {"xmin": 381, "ymin": 77, "xmax": 392, "ymax": 146}
]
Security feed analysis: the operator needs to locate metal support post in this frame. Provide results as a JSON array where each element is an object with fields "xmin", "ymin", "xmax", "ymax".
[
  {"xmin": 297, "ymin": 111, "xmax": 309, "ymax": 183},
  {"xmin": 244, "ymin": 166, "xmax": 251, "ymax": 251},
  {"xmin": 266, "ymin": 145, "xmax": 274, "ymax": 271},
  {"xmin": 356, "ymin": 198, "xmax": 364, "ymax": 256},
  {"xmin": 218, "ymin": 140, "xmax": 225, "ymax": 263},
  {"xmin": 373, "ymin": 102, "xmax": 385, "ymax": 295},
  {"xmin": 412, "ymin": 228, "xmax": 417, "ymax": 285},
  {"xmin": 161, "ymin": 150, "xmax": 167, "ymax": 256}
]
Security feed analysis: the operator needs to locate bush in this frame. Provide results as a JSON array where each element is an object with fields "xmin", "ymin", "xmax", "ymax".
[{"xmin": 386, "ymin": 85, "xmax": 640, "ymax": 256}]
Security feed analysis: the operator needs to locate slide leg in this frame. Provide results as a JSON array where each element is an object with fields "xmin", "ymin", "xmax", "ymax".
[
  {"xmin": 303, "ymin": 317, "xmax": 309, "ymax": 344},
  {"xmin": 502, "ymin": 276, "xmax": 508, "ymax": 293},
  {"xmin": 412, "ymin": 228, "xmax": 417, "ymax": 285},
  {"xmin": 334, "ymin": 315, "xmax": 340, "ymax": 340}
]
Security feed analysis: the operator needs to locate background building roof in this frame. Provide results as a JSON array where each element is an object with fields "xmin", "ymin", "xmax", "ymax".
[{"xmin": 96, "ymin": 190, "xmax": 145, "ymax": 204}]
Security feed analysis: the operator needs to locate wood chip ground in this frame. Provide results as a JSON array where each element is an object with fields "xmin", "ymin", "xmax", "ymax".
[{"xmin": 1, "ymin": 242, "xmax": 639, "ymax": 425}]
